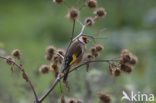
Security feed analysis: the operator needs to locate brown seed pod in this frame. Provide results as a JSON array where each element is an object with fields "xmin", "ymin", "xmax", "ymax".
[
  {"xmin": 90, "ymin": 46, "xmax": 97, "ymax": 54},
  {"xmin": 120, "ymin": 64, "xmax": 132, "ymax": 73},
  {"xmin": 57, "ymin": 49, "xmax": 65, "ymax": 56},
  {"xmin": 122, "ymin": 54, "xmax": 131, "ymax": 63},
  {"xmin": 95, "ymin": 44, "xmax": 104, "ymax": 52},
  {"xmin": 85, "ymin": 17, "xmax": 95, "ymax": 26},
  {"xmin": 94, "ymin": 7, "xmax": 107, "ymax": 17},
  {"xmin": 53, "ymin": 55, "xmax": 60, "ymax": 63},
  {"xmin": 5, "ymin": 56, "xmax": 13, "ymax": 65},
  {"xmin": 86, "ymin": 0, "xmax": 97, "ymax": 8},
  {"xmin": 130, "ymin": 55, "xmax": 138, "ymax": 65},
  {"xmin": 39, "ymin": 65, "xmax": 50, "ymax": 74},
  {"xmin": 51, "ymin": 63, "xmax": 58, "ymax": 72},
  {"xmin": 53, "ymin": 0, "xmax": 64, "ymax": 4},
  {"xmin": 114, "ymin": 69, "xmax": 121, "ymax": 77},
  {"xmin": 86, "ymin": 53, "xmax": 94, "ymax": 60},
  {"xmin": 121, "ymin": 49, "xmax": 129, "ymax": 55},
  {"xmin": 11, "ymin": 49, "xmax": 21, "ymax": 59},
  {"xmin": 45, "ymin": 54, "xmax": 53, "ymax": 61},
  {"xmin": 98, "ymin": 92, "xmax": 111, "ymax": 103},
  {"xmin": 67, "ymin": 8, "xmax": 79, "ymax": 20},
  {"xmin": 46, "ymin": 45, "xmax": 56, "ymax": 55},
  {"xmin": 51, "ymin": 63, "xmax": 59, "ymax": 77},
  {"xmin": 93, "ymin": 52, "xmax": 99, "ymax": 57}
]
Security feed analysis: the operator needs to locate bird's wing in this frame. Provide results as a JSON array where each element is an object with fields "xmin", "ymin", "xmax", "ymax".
[{"xmin": 65, "ymin": 41, "xmax": 84, "ymax": 66}]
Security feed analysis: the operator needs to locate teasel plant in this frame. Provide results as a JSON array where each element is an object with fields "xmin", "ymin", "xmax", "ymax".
[{"xmin": 0, "ymin": 0, "xmax": 138, "ymax": 103}]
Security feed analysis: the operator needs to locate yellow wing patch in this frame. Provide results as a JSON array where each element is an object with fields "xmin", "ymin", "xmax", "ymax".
[{"xmin": 69, "ymin": 54, "xmax": 77, "ymax": 65}]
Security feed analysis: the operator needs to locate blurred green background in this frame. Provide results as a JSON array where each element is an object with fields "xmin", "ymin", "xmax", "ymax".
[{"xmin": 0, "ymin": 0, "xmax": 156, "ymax": 103}]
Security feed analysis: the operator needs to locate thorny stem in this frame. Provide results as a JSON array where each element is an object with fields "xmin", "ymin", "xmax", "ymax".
[{"xmin": 0, "ymin": 56, "xmax": 39, "ymax": 103}]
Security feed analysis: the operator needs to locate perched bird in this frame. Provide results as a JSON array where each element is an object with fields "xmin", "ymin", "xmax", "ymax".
[{"xmin": 63, "ymin": 36, "xmax": 89, "ymax": 83}]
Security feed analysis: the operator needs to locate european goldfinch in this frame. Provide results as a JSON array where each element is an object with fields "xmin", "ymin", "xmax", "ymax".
[{"xmin": 63, "ymin": 36, "xmax": 89, "ymax": 82}]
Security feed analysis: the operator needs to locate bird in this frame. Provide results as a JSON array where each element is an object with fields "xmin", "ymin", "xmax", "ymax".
[{"xmin": 63, "ymin": 36, "xmax": 89, "ymax": 83}]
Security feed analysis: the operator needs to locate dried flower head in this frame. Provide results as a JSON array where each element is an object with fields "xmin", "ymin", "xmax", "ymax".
[
  {"xmin": 120, "ymin": 49, "xmax": 138, "ymax": 65},
  {"xmin": 11, "ymin": 49, "xmax": 21, "ymax": 59},
  {"xmin": 68, "ymin": 98, "xmax": 77, "ymax": 103},
  {"xmin": 90, "ymin": 46, "xmax": 97, "ymax": 54},
  {"xmin": 114, "ymin": 69, "xmax": 121, "ymax": 77},
  {"xmin": 53, "ymin": 55, "xmax": 60, "ymax": 63},
  {"xmin": 85, "ymin": 17, "xmax": 94, "ymax": 26},
  {"xmin": 86, "ymin": 53, "xmax": 94, "ymax": 60},
  {"xmin": 120, "ymin": 64, "xmax": 132, "ymax": 73},
  {"xmin": 53, "ymin": 0, "xmax": 64, "ymax": 4},
  {"xmin": 86, "ymin": 0, "xmax": 97, "ymax": 8},
  {"xmin": 94, "ymin": 7, "xmax": 107, "ymax": 17},
  {"xmin": 98, "ymin": 92, "xmax": 111, "ymax": 103},
  {"xmin": 93, "ymin": 52, "xmax": 99, "ymax": 57},
  {"xmin": 45, "ymin": 54, "xmax": 53, "ymax": 61},
  {"xmin": 6, "ymin": 56, "xmax": 13, "ymax": 65},
  {"xmin": 95, "ymin": 44, "xmax": 104, "ymax": 52},
  {"xmin": 57, "ymin": 49, "xmax": 65, "ymax": 56},
  {"xmin": 51, "ymin": 63, "xmax": 58, "ymax": 72},
  {"xmin": 46, "ymin": 45, "xmax": 56, "ymax": 55},
  {"xmin": 67, "ymin": 8, "xmax": 79, "ymax": 20},
  {"xmin": 39, "ymin": 65, "xmax": 50, "ymax": 74},
  {"xmin": 129, "ymin": 55, "xmax": 138, "ymax": 65},
  {"xmin": 51, "ymin": 63, "xmax": 59, "ymax": 77}
]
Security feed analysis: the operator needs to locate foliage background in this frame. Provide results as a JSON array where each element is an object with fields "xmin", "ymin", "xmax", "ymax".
[{"xmin": 0, "ymin": 0, "xmax": 156, "ymax": 103}]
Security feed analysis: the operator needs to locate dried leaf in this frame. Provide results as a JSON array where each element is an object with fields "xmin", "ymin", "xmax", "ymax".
[
  {"xmin": 86, "ymin": 63, "xmax": 90, "ymax": 72},
  {"xmin": 60, "ymin": 92, "xmax": 66, "ymax": 103},
  {"xmin": 65, "ymin": 81, "xmax": 70, "ymax": 92},
  {"xmin": 11, "ymin": 64, "xmax": 14, "ymax": 72},
  {"xmin": 22, "ymin": 72, "xmax": 28, "ymax": 82}
]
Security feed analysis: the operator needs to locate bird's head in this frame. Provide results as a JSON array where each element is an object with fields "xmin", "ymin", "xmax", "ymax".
[{"xmin": 79, "ymin": 36, "xmax": 89, "ymax": 44}]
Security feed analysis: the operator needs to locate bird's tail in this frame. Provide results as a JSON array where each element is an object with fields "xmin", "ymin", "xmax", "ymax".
[{"xmin": 63, "ymin": 67, "xmax": 70, "ymax": 83}]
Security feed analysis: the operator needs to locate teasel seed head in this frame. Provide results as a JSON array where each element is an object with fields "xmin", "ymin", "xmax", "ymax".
[
  {"xmin": 129, "ymin": 55, "xmax": 138, "ymax": 65},
  {"xmin": 6, "ymin": 56, "xmax": 14, "ymax": 65},
  {"xmin": 53, "ymin": 54, "xmax": 60, "ymax": 64},
  {"xmin": 94, "ymin": 7, "xmax": 107, "ymax": 17},
  {"xmin": 39, "ymin": 65, "xmax": 50, "ymax": 74},
  {"xmin": 114, "ymin": 68, "xmax": 121, "ymax": 77},
  {"xmin": 51, "ymin": 63, "xmax": 59, "ymax": 77},
  {"xmin": 120, "ymin": 64, "xmax": 132, "ymax": 73},
  {"xmin": 95, "ymin": 44, "xmax": 104, "ymax": 52},
  {"xmin": 46, "ymin": 45, "xmax": 56, "ymax": 55},
  {"xmin": 98, "ymin": 92, "xmax": 111, "ymax": 103},
  {"xmin": 57, "ymin": 49, "xmax": 65, "ymax": 56},
  {"xmin": 90, "ymin": 46, "xmax": 97, "ymax": 54},
  {"xmin": 11, "ymin": 49, "xmax": 21, "ymax": 59},
  {"xmin": 45, "ymin": 54, "xmax": 53, "ymax": 61},
  {"xmin": 93, "ymin": 52, "xmax": 99, "ymax": 57},
  {"xmin": 67, "ymin": 8, "xmax": 79, "ymax": 20},
  {"xmin": 86, "ymin": 53, "xmax": 94, "ymax": 60},
  {"xmin": 86, "ymin": 0, "xmax": 97, "ymax": 8},
  {"xmin": 85, "ymin": 17, "xmax": 95, "ymax": 26}
]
